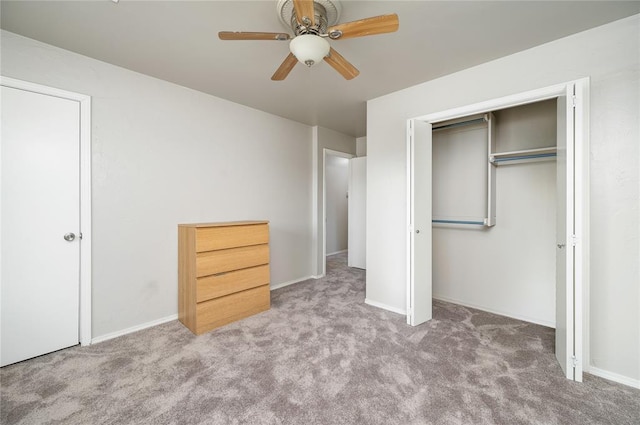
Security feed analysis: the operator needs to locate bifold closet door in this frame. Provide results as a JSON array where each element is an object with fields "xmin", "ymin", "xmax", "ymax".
[
  {"xmin": 1, "ymin": 86, "xmax": 81, "ymax": 366},
  {"xmin": 408, "ymin": 120, "xmax": 432, "ymax": 326},
  {"xmin": 555, "ymin": 87, "xmax": 581, "ymax": 381}
]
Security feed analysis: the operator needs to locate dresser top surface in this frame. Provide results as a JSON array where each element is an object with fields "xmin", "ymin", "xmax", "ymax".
[{"xmin": 178, "ymin": 220, "xmax": 269, "ymax": 228}]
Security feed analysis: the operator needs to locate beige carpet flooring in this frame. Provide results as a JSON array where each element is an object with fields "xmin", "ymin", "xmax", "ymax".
[{"xmin": 1, "ymin": 252, "xmax": 639, "ymax": 424}]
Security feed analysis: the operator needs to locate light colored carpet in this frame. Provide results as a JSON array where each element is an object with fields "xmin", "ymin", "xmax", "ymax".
[{"xmin": 1, "ymin": 253, "xmax": 639, "ymax": 424}]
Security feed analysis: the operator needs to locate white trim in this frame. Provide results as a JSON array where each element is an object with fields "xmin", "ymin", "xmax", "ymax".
[
  {"xmin": 312, "ymin": 127, "xmax": 319, "ymax": 277},
  {"xmin": 311, "ymin": 274, "xmax": 325, "ymax": 279},
  {"xmin": 433, "ymin": 295, "xmax": 555, "ymax": 329},
  {"xmin": 0, "ymin": 76, "xmax": 88, "ymax": 103},
  {"xmin": 413, "ymin": 82, "xmax": 569, "ymax": 124},
  {"xmin": 587, "ymin": 367, "xmax": 640, "ymax": 389},
  {"xmin": 573, "ymin": 78, "xmax": 590, "ymax": 380},
  {"xmin": 406, "ymin": 120, "xmax": 412, "ymax": 325},
  {"xmin": 79, "ymin": 86, "xmax": 92, "ymax": 347},
  {"xmin": 578, "ymin": 79, "xmax": 591, "ymax": 376},
  {"xmin": 322, "ymin": 149, "xmax": 354, "ymax": 277},
  {"xmin": 0, "ymin": 76, "xmax": 92, "ymax": 346},
  {"xmin": 91, "ymin": 314, "xmax": 178, "ymax": 344},
  {"xmin": 327, "ymin": 249, "xmax": 347, "ymax": 256},
  {"xmin": 365, "ymin": 298, "xmax": 406, "ymax": 315},
  {"xmin": 269, "ymin": 275, "xmax": 314, "ymax": 290}
]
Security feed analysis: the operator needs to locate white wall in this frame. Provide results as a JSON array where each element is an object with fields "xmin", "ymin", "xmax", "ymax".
[
  {"xmin": 348, "ymin": 157, "xmax": 367, "ymax": 269},
  {"xmin": 432, "ymin": 101, "xmax": 557, "ymax": 327},
  {"xmin": 367, "ymin": 15, "xmax": 639, "ymax": 384},
  {"xmin": 312, "ymin": 126, "xmax": 356, "ymax": 276},
  {"xmin": 356, "ymin": 136, "xmax": 367, "ymax": 157},
  {"xmin": 1, "ymin": 30, "xmax": 314, "ymax": 339},
  {"xmin": 325, "ymin": 155, "xmax": 349, "ymax": 255}
]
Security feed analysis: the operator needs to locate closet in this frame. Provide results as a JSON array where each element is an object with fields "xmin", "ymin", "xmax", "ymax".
[
  {"xmin": 408, "ymin": 80, "xmax": 587, "ymax": 381},
  {"xmin": 431, "ymin": 99, "xmax": 558, "ymax": 327}
]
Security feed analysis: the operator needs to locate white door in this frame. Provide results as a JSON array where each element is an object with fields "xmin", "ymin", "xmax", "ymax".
[
  {"xmin": 408, "ymin": 120, "xmax": 432, "ymax": 326},
  {"xmin": 348, "ymin": 157, "xmax": 366, "ymax": 269},
  {"xmin": 1, "ymin": 85, "xmax": 81, "ymax": 366},
  {"xmin": 555, "ymin": 85, "xmax": 582, "ymax": 381}
]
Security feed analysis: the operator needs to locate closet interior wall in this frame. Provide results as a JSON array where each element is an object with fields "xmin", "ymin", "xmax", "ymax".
[{"xmin": 432, "ymin": 99, "xmax": 558, "ymax": 327}]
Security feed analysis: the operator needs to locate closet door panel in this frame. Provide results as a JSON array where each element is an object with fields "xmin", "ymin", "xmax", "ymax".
[
  {"xmin": 409, "ymin": 120, "xmax": 432, "ymax": 326},
  {"xmin": 555, "ymin": 89, "xmax": 577, "ymax": 381}
]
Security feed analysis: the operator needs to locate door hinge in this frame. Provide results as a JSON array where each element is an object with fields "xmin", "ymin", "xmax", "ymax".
[
  {"xmin": 408, "ymin": 224, "xmax": 414, "ymax": 233},
  {"xmin": 571, "ymin": 234, "xmax": 578, "ymax": 246},
  {"xmin": 572, "ymin": 95, "xmax": 577, "ymax": 108},
  {"xmin": 571, "ymin": 355, "xmax": 578, "ymax": 368}
]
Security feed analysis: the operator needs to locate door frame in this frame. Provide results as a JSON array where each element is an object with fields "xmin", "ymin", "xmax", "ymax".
[
  {"xmin": 1, "ymin": 76, "xmax": 92, "ymax": 346},
  {"xmin": 406, "ymin": 78, "xmax": 589, "ymax": 380},
  {"xmin": 322, "ymin": 149, "xmax": 354, "ymax": 276}
]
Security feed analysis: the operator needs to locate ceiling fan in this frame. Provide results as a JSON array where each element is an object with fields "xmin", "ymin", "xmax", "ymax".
[{"xmin": 218, "ymin": 0, "xmax": 399, "ymax": 81}]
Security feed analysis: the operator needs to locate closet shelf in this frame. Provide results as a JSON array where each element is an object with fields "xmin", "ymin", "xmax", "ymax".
[{"xmin": 490, "ymin": 146, "xmax": 557, "ymax": 165}]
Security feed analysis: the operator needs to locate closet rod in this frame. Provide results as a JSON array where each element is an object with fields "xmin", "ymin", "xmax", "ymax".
[
  {"xmin": 432, "ymin": 117, "xmax": 486, "ymax": 131},
  {"xmin": 432, "ymin": 219, "xmax": 485, "ymax": 226},
  {"xmin": 492, "ymin": 153, "xmax": 557, "ymax": 163}
]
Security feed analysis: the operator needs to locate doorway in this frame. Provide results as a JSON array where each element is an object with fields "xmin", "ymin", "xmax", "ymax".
[
  {"xmin": 0, "ymin": 77, "xmax": 92, "ymax": 366},
  {"xmin": 322, "ymin": 149, "xmax": 354, "ymax": 275},
  {"xmin": 406, "ymin": 79, "xmax": 589, "ymax": 382}
]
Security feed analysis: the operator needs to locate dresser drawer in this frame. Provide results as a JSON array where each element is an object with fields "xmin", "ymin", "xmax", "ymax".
[
  {"xmin": 195, "ymin": 285, "xmax": 270, "ymax": 334},
  {"xmin": 196, "ymin": 264, "xmax": 270, "ymax": 303},
  {"xmin": 196, "ymin": 244, "xmax": 269, "ymax": 277},
  {"xmin": 195, "ymin": 224, "xmax": 269, "ymax": 252}
]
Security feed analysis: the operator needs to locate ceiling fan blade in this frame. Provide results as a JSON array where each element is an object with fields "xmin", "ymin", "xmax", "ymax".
[
  {"xmin": 272, "ymin": 53, "xmax": 298, "ymax": 81},
  {"xmin": 218, "ymin": 31, "xmax": 290, "ymax": 41},
  {"xmin": 327, "ymin": 14, "xmax": 399, "ymax": 40},
  {"xmin": 323, "ymin": 48, "xmax": 359, "ymax": 80},
  {"xmin": 292, "ymin": 0, "xmax": 315, "ymax": 27}
]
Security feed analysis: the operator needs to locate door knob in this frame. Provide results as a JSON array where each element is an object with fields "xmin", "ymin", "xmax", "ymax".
[
  {"xmin": 416, "ymin": 229, "xmax": 420, "ymax": 234},
  {"xmin": 557, "ymin": 243, "xmax": 565, "ymax": 249},
  {"xmin": 63, "ymin": 233, "xmax": 76, "ymax": 242}
]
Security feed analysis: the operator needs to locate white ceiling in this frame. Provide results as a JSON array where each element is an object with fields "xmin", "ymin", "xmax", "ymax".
[{"xmin": 2, "ymin": 1, "xmax": 638, "ymax": 137}]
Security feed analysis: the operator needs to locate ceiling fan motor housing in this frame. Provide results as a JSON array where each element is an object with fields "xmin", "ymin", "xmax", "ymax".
[{"xmin": 277, "ymin": 0, "xmax": 341, "ymax": 36}]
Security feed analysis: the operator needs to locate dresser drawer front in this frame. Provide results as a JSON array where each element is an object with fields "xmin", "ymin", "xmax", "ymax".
[
  {"xmin": 196, "ymin": 264, "xmax": 270, "ymax": 303},
  {"xmin": 195, "ymin": 285, "xmax": 270, "ymax": 334},
  {"xmin": 195, "ymin": 224, "xmax": 269, "ymax": 252},
  {"xmin": 196, "ymin": 244, "xmax": 269, "ymax": 277}
]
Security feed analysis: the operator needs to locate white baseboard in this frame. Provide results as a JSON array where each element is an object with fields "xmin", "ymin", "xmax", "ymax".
[
  {"xmin": 433, "ymin": 295, "xmax": 555, "ymax": 328},
  {"xmin": 327, "ymin": 249, "xmax": 347, "ymax": 256},
  {"xmin": 365, "ymin": 298, "xmax": 406, "ymax": 315},
  {"xmin": 587, "ymin": 366, "xmax": 640, "ymax": 389},
  {"xmin": 91, "ymin": 314, "xmax": 178, "ymax": 344},
  {"xmin": 270, "ymin": 275, "xmax": 315, "ymax": 290}
]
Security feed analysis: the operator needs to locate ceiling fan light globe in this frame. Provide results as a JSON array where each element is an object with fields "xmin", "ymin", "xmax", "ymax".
[{"xmin": 289, "ymin": 34, "xmax": 330, "ymax": 68}]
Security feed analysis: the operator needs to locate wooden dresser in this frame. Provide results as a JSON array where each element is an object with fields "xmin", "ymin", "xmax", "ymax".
[{"xmin": 178, "ymin": 221, "xmax": 270, "ymax": 335}]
